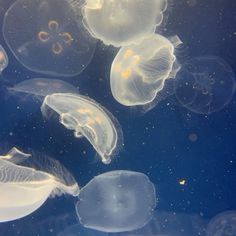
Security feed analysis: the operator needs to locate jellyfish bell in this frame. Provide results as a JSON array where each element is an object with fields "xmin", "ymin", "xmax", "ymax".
[
  {"xmin": 41, "ymin": 93, "xmax": 122, "ymax": 164},
  {"xmin": 206, "ymin": 211, "xmax": 236, "ymax": 236},
  {"xmin": 8, "ymin": 78, "xmax": 79, "ymax": 101},
  {"xmin": 3, "ymin": 0, "xmax": 96, "ymax": 77},
  {"xmin": 0, "ymin": 45, "xmax": 8, "ymax": 74},
  {"xmin": 76, "ymin": 0, "xmax": 167, "ymax": 47},
  {"xmin": 75, "ymin": 170, "xmax": 157, "ymax": 233},
  {"xmin": 0, "ymin": 147, "xmax": 79, "ymax": 222},
  {"xmin": 174, "ymin": 56, "xmax": 236, "ymax": 114},
  {"xmin": 110, "ymin": 34, "xmax": 181, "ymax": 107}
]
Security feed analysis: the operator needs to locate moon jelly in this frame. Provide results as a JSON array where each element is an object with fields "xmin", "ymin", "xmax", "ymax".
[
  {"xmin": 41, "ymin": 93, "xmax": 122, "ymax": 164},
  {"xmin": 174, "ymin": 56, "xmax": 236, "ymax": 114},
  {"xmin": 0, "ymin": 147, "xmax": 79, "ymax": 222},
  {"xmin": 110, "ymin": 34, "xmax": 181, "ymax": 106},
  {"xmin": 3, "ymin": 0, "xmax": 96, "ymax": 77},
  {"xmin": 0, "ymin": 45, "xmax": 8, "ymax": 74},
  {"xmin": 75, "ymin": 0, "xmax": 167, "ymax": 47},
  {"xmin": 76, "ymin": 170, "xmax": 157, "ymax": 233},
  {"xmin": 8, "ymin": 78, "xmax": 79, "ymax": 97}
]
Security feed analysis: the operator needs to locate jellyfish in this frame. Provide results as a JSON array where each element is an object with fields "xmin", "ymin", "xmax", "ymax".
[
  {"xmin": 8, "ymin": 78, "xmax": 79, "ymax": 98},
  {"xmin": 75, "ymin": 170, "xmax": 157, "ymax": 233},
  {"xmin": 72, "ymin": 0, "xmax": 167, "ymax": 47},
  {"xmin": 174, "ymin": 56, "xmax": 236, "ymax": 114},
  {"xmin": 0, "ymin": 147, "xmax": 79, "ymax": 222},
  {"xmin": 206, "ymin": 211, "xmax": 236, "ymax": 236},
  {"xmin": 3, "ymin": 0, "xmax": 96, "ymax": 77},
  {"xmin": 110, "ymin": 34, "xmax": 181, "ymax": 106},
  {"xmin": 41, "ymin": 93, "xmax": 122, "ymax": 164},
  {"xmin": 0, "ymin": 45, "xmax": 8, "ymax": 74},
  {"xmin": 58, "ymin": 223, "xmax": 107, "ymax": 236}
]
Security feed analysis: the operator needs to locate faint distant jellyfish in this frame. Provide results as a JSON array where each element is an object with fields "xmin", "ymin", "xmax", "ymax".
[
  {"xmin": 3, "ymin": 0, "xmax": 96, "ymax": 77},
  {"xmin": 76, "ymin": 170, "xmax": 157, "ymax": 233},
  {"xmin": 74, "ymin": 0, "xmax": 167, "ymax": 46},
  {"xmin": 0, "ymin": 147, "xmax": 79, "ymax": 222},
  {"xmin": 8, "ymin": 78, "xmax": 79, "ymax": 98},
  {"xmin": 206, "ymin": 211, "xmax": 236, "ymax": 236},
  {"xmin": 174, "ymin": 56, "xmax": 236, "ymax": 114},
  {"xmin": 0, "ymin": 45, "xmax": 8, "ymax": 74},
  {"xmin": 110, "ymin": 34, "xmax": 181, "ymax": 106},
  {"xmin": 41, "ymin": 93, "xmax": 122, "ymax": 164}
]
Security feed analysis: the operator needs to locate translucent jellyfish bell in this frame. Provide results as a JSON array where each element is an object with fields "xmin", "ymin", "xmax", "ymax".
[
  {"xmin": 174, "ymin": 56, "xmax": 236, "ymax": 114},
  {"xmin": 110, "ymin": 34, "xmax": 181, "ymax": 106},
  {"xmin": 76, "ymin": 170, "xmax": 157, "ymax": 233},
  {"xmin": 0, "ymin": 45, "xmax": 8, "ymax": 74},
  {"xmin": 3, "ymin": 0, "xmax": 96, "ymax": 77},
  {"xmin": 78, "ymin": 0, "xmax": 167, "ymax": 46},
  {"xmin": 0, "ymin": 147, "xmax": 79, "ymax": 222},
  {"xmin": 8, "ymin": 78, "xmax": 79, "ymax": 98},
  {"xmin": 41, "ymin": 93, "xmax": 122, "ymax": 164}
]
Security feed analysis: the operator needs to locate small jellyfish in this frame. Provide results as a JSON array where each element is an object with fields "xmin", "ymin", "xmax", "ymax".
[
  {"xmin": 174, "ymin": 56, "xmax": 236, "ymax": 114},
  {"xmin": 8, "ymin": 78, "xmax": 79, "ymax": 98},
  {"xmin": 74, "ymin": 0, "xmax": 167, "ymax": 47},
  {"xmin": 0, "ymin": 147, "xmax": 79, "ymax": 222},
  {"xmin": 110, "ymin": 34, "xmax": 181, "ymax": 106},
  {"xmin": 206, "ymin": 211, "xmax": 236, "ymax": 236},
  {"xmin": 0, "ymin": 45, "xmax": 8, "ymax": 74},
  {"xmin": 3, "ymin": 0, "xmax": 96, "ymax": 77},
  {"xmin": 41, "ymin": 93, "xmax": 122, "ymax": 164},
  {"xmin": 75, "ymin": 170, "xmax": 157, "ymax": 233}
]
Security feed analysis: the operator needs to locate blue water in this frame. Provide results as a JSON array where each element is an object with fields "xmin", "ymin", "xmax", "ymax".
[{"xmin": 0, "ymin": 0, "xmax": 236, "ymax": 235}]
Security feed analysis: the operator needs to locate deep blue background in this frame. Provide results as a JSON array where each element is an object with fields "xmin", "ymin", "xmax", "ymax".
[{"xmin": 0, "ymin": 0, "xmax": 236, "ymax": 235}]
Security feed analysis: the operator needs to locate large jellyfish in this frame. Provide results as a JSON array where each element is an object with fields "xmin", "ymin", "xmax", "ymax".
[
  {"xmin": 8, "ymin": 78, "xmax": 79, "ymax": 98},
  {"xmin": 41, "ymin": 93, "xmax": 122, "ymax": 164},
  {"xmin": 72, "ymin": 0, "xmax": 167, "ymax": 47},
  {"xmin": 110, "ymin": 34, "xmax": 181, "ymax": 106},
  {"xmin": 0, "ymin": 45, "xmax": 8, "ymax": 74},
  {"xmin": 206, "ymin": 211, "xmax": 236, "ymax": 236},
  {"xmin": 75, "ymin": 170, "xmax": 157, "ymax": 233},
  {"xmin": 3, "ymin": 0, "xmax": 96, "ymax": 77},
  {"xmin": 0, "ymin": 147, "xmax": 79, "ymax": 222},
  {"xmin": 174, "ymin": 56, "xmax": 236, "ymax": 114}
]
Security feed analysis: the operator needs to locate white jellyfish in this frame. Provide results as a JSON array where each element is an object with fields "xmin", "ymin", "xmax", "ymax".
[
  {"xmin": 0, "ymin": 45, "xmax": 8, "ymax": 74},
  {"xmin": 41, "ymin": 93, "xmax": 122, "ymax": 164},
  {"xmin": 75, "ymin": 170, "xmax": 157, "ymax": 233},
  {"xmin": 3, "ymin": 0, "xmax": 96, "ymax": 77},
  {"xmin": 72, "ymin": 0, "xmax": 167, "ymax": 47},
  {"xmin": 0, "ymin": 147, "xmax": 79, "ymax": 222},
  {"xmin": 8, "ymin": 78, "xmax": 79, "ymax": 98},
  {"xmin": 110, "ymin": 34, "xmax": 181, "ymax": 106}
]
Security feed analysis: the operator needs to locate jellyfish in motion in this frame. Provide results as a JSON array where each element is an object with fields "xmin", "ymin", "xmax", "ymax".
[
  {"xmin": 75, "ymin": 170, "xmax": 157, "ymax": 233},
  {"xmin": 8, "ymin": 78, "xmax": 79, "ymax": 98},
  {"xmin": 174, "ymin": 56, "xmax": 236, "ymax": 114},
  {"xmin": 0, "ymin": 147, "xmax": 79, "ymax": 222},
  {"xmin": 75, "ymin": 0, "xmax": 167, "ymax": 47},
  {"xmin": 206, "ymin": 211, "xmax": 236, "ymax": 236},
  {"xmin": 110, "ymin": 34, "xmax": 181, "ymax": 106},
  {"xmin": 0, "ymin": 45, "xmax": 8, "ymax": 74},
  {"xmin": 3, "ymin": 0, "xmax": 96, "ymax": 77},
  {"xmin": 41, "ymin": 93, "xmax": 122, "ymax": 164}
]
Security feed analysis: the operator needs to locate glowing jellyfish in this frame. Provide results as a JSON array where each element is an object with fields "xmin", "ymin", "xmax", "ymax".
[
  {"xmin": 110, "ymin": 34, "xmax": 181, "ymax": 106},
  {"xmin": 75, "ymin": 170, "xmax": 157, "ymax": 233},
  {"xmin": 174, "ymin": 56, "xmax": 236, "ymax": 114},
  {"xmin": 73, "ymin": 0, "xmax": 167, "ymax": 47},
  {"xmin": 8, "ymin": 78, "xmax": 79, "ymax": 97},
  {"xmin": 41, "ymin": 93, "xmax": 122, "ymax": 164},
  {"xmin": 3, "ymin": 0, "xmax": 96, "ymax": 77},
  {"xmin": 0, "ymin": 147, "xmax": 79, "ymax": 222},
  {"xmin": 0, "ymin": 45, "xmax": 8, "ymax": 74},
  {"xmin": 206, "ymin": 211, "xmax": 236, "ymax": 236}
]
